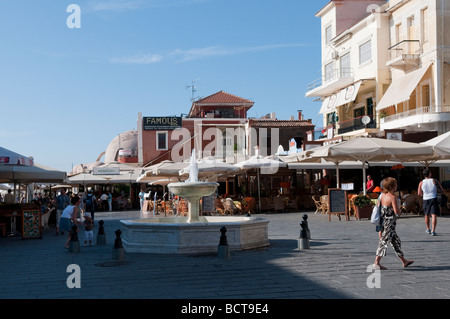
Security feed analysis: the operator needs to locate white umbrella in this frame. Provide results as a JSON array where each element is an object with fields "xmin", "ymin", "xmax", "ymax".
[
  {"xmin": 419, "ymin": 131, "xmax": 450, "ymax": 166},
  {"xmin": 304, "ymin": 137, "xmax": 435, "ymax": 195},
  {"xmin": 179, "ymin": 157, "xmax": 239, "ymax": 178}
]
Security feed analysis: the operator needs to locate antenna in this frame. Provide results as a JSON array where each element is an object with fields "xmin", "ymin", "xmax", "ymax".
[{"xmin": 186, "ymin": 78, "xmax": 200, "ymax": 102}]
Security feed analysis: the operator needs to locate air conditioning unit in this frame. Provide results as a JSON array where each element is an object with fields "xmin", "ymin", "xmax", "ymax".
[{"xmin": 331, "ymin": 51, "xmax": 339, "ymax": 59}]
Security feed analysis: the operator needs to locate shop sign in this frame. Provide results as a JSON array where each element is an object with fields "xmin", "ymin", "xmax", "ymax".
[
  {"xmin": 143, "ymin": 117, "xmax": 182, "ymax": 130},
  {"xmin": 93, "ymin": 167, "xmax": 120, "ymax": 175}
]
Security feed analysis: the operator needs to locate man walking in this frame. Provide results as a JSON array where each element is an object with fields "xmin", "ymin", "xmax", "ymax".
[{"xmin": 418, "ymin": 169, "xmax": 444, "ymax": 236}]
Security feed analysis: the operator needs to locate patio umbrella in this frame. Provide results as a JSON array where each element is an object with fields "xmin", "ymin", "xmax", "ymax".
[
  {"xmin": 304, "ymin": 137, "xmax": 435, "ymax": 195},
  {"xmin": 419, "ymin": 131, "xmax": 450, "ymax": 167},
  {"xmin": 0, "ymin": 146, "xmax": 34, "ymax": 166},
  {"xmin": 0, "ymin": 163, "xmax": 66, "ymax": 184},
  {"xmin": 66, "ymin": 172, "xmax": 110, "ymax": 185},
  {"xmin": 236, "ymin": 155, "xmax": 286, "ymax": 212},
  {"xmin": 179, "ymin": 157, "xmax": 239, "ymax": 179}
]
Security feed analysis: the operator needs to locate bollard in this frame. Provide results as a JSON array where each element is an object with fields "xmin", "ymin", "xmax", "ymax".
[
  {"xmin": 112, "ymin": 229, "xmax": 125, "ymax": 261},
  {"xmin": 298, "ymin": 221, "xmax": 310, "ymax": 250},
  {"xmin": 69, "ymin": 224, "xmax": 80, "ymax": 253},
  {"xmin": 218, "ymin": 226, "xmax": 230, "ymax": 259},
  {"xmin": 302, "ymin": 214, "xmax": 311, "ymax": 240},
  {"xmin": 97, "ymin": 220, "xmax": 106, "ymax": 245}
]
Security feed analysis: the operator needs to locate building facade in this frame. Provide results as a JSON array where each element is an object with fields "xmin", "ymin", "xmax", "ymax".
[
  {"xmin": 307, "ymin": 0, "xmax": 450, "ymax": 143},
  {"xmin": 137, "ymin": 91, "xmax": 315, "ymax": 167}
]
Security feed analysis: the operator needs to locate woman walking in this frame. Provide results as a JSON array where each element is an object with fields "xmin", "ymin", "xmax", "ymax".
[
  {"xmin": 59, "ymin": 195, "xmax": 82, "ymax": 249},
  {"xmin": 373, "ymin": 177, "xmax": 414, "ymax": 270}
]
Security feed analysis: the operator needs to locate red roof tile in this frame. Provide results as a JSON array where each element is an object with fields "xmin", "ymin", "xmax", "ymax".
[{"xmin": 194, "ymin": 91, "xmax": 254, "ymax": 105}]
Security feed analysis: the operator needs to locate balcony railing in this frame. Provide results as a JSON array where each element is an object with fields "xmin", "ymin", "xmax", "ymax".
[
  {"xmin": 337, "ymin": 114, "xmax": 377, "ymax": 135},
  {"xmin": 307, "ymin": 68, "xmax": 354, "ymax": 92},
  {"xmin": 381, "ymin": 105, "xmax": 450, "ymax": 124},
  {"xmin": 387, "ymin": 40, "xmax": 420, "ymax": 67}
]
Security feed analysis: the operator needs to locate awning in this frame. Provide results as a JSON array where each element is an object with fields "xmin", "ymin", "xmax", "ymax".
[
  {"xmin": 319, "ymin": 81, "xmax": 362, "ymax": 114},
  {"xmin": 376, "ymin": 63, "xmax": 432, "ymax": 111}
]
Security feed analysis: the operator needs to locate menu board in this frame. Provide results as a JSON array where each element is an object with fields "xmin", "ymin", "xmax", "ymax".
[
  {"xmin": 201, "ymin": 195, "xmax": 215, "ymax": 214},
  {"xmin": 328, "ymin": 189, "xmax": 348, "ymax": 221},
  {"xmin": 22, "ymin": 210, "xmax": 42, "ymax": 239}
]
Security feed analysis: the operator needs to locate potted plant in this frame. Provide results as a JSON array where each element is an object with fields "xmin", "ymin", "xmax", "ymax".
[{"xmin": 353, "ymin": 194, "xmax": 373, "ymax": 220}]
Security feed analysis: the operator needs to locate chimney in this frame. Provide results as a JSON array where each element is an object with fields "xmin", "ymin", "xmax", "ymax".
[
  {"xmin": 298, "ymin": 110, "xmax": 303, "ymax": 121},
  {"xmin": 270, "ymin": 112, "xmax": 276, "ymax": 119}
]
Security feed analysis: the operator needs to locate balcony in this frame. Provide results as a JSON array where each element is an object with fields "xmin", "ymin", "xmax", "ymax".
[
  {"xmin": 380, "ymin": 105, "xmax": 450, "ymax": 130},
  {"xmin": 387, "ymin": 40, "xmax": 421, "ymax": 70},
  {"xmin": 305, "ymin": 68, "xmax": 354, "ymax": 98},
  {"xmin": 337, "ymin": 114, "xmax": 377, "ymax": 135}
]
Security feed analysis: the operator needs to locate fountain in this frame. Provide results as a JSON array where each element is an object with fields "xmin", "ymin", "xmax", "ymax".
[{"xmin": 120, "ymin": 150, "xmax": 270, "ymax": 254}]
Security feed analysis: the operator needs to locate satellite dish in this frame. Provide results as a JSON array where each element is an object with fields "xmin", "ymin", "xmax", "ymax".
[{"xmin": 361, "ymin": 116, "xmax": 371, "ymax": 126}]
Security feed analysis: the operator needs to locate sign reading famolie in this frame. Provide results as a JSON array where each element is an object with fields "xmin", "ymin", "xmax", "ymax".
[
  {"xmin": 93, "ymin": 167, "xmax": 120, "ymax": 175},
  {"xmin": 143, "ymin": 117, "xmax": 182, "ymax": 130}
]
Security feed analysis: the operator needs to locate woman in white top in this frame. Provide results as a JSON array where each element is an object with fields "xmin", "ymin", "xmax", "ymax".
[
  {"xmin": 59, "ymin": 195, "xmax": 82, "ymax": 248},
  {"xmin": 418, "ymin": 168, "xmax": 444, "ymax": 236}
]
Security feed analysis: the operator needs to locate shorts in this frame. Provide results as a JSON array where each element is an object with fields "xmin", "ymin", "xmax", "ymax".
[
  {"xmin": 423, "ymin": 198, "xmax": 439, "ymax": 216},
  {"xmin": 59, "ymin": 217, "xmax": 73, "ymax": 232}
]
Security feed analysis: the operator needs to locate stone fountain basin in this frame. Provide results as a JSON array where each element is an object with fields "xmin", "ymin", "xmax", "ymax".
[
  {"xmin": 168, "ymin": 181, "xmax": 219, "ymax": 198},
  {"xmin": 120, "ymin": 216, "xmax": 270, "ymax": 254}
]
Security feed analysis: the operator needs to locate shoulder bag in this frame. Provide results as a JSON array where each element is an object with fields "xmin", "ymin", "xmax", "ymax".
[{"xmin": 371, "ymin": 194, "xmax": 382, "ymax": 225}]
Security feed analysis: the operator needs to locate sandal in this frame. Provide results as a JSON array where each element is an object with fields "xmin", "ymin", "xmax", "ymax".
[
  {"xmin": 373, "ymin": 264, "xmax": 387, "ymax": 270},
  {"xmin": 403, "ymin": 260, "xmax": 414, "ymax": 268}
]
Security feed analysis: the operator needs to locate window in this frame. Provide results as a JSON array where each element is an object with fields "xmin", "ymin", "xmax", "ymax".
[
  {"xmin": 421, "ymin": 84, "xmax": 431, "ymax": 107},
  {"xmin": 325, "ymin": 62, "xmax": 334, "ymax": 82},
  {"xmin": 340, "ymin": 53, "xmax": 351, "ymax": 78},
  {"xmin": 325, "ymin": 26, "xmax": 332, "ymax": 45},
  {"xmin": 359, "ymin": 40, "xmax": 371, "ymax": 65},
  {"xmin": 407, "ymin": 15, "xmax": 415, "ymax": 40},
  {"xmin": 156, "ymin": 131, "xmax": 168, "ymax": 150},
  {"xmin": 395, "ymin": 23, "xmax": 402, "ymax": 44},
  {"xmin": 422, "ymin": 7, "xmax": 429, "ymax": 44}
]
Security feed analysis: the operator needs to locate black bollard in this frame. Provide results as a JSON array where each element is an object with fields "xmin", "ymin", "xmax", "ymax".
[
  {"xmin": 302, "ymin": 214, "xmax": 311, "ymax": 240},
  {"xmin": 97, "ymin": 220, "xmax": 106, "ymax": 245},
  {"xmin": 298, "ymin": 220, "xmax": 310, "ymax": 250},
  {"xmin": 218, "ymin": 226, "xmax": 230, "ymax": 259},
  {"xmin": 69, "ymin": 224, "xmax": 80, "ymax": 253},
  {"xmin": 112, "ymin": 229, "xmax": 125, "ymax": 261}
]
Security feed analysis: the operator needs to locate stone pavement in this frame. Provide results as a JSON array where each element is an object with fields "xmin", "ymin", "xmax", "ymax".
[{"xmin": 1, "ymin": 209, "xmax": 450, "ymax": 305}]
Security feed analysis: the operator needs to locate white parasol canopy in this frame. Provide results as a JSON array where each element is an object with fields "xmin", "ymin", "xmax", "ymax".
[{"xmin": 301, "ymin": 137, "xmax": 435, "ymax": 195}]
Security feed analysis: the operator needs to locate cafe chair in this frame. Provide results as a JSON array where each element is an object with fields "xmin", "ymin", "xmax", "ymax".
[
  {"xmin": 223, "ymin": 198, "xmax": 241, "ymax": 215},
  {"xmin": 312, "ymin": 195, "xmax": 324, "ymax": 214},
  {"xmin": 273, "ymin": 196, "xmax": 284, "ymax": 213},
  {"xmin": 320, "ymin": 195, "xmax": 329, "ymax": 215}
]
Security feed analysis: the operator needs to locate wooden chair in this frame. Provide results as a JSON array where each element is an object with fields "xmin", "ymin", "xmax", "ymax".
[
  {"xmin": 320, "ymin": 195, "xmax": 329, "ymax": 215},
  {"xmin": 347, "ymin": 194, "xmax": 358, "ymax": 217},
  {"xmin": 215, "ymin": 198, "xmax": 225, "ymax": 215},
  {"xmin": 164, "ymin": 200, "xmax": 173, "ymax": 216},
  {"xmin": 223, "ymin": 198, "xmax": 241, "ymax": 215},
  {"xmin": 273, "ymin": 196, "xmax": 284, "ymax": 213},
  {"xmin": 312, "ymin": 195, "xmax": 323, "ymax": 214},
  {"xmin": 242, "ymin": 197, "xmax": 256, "ymax": 215}
]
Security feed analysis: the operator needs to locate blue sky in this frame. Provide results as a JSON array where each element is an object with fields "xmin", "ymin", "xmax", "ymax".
[{"xmin": 0, "ymin": 0, "xmax": 329, "ymax": 172}]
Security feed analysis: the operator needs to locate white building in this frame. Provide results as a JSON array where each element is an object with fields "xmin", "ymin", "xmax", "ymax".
[{"xmin": 307, "ymin": 0, "xmax": 450, "ymax": 142}]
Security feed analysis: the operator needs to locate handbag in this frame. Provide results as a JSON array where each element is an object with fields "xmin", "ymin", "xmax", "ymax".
[{"xmin": 371, "ymin": 194, "xmax": 382, "ymax": 225}]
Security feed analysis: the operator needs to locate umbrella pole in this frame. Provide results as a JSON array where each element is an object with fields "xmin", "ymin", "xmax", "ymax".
[
  {"xmin": 362, "ymin": 162, "xmax": 367, "ymax": 196},
  {"xmin": 335, "ymin": 163, "xmax": 340, "ymax": 188},
  {"xmin": 257, "ymin": 169, "xmax": 261, "ymax": 213}
]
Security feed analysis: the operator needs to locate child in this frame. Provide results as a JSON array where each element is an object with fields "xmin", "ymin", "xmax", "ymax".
[{"xmin": 83, "ymin": 212, "xmax": 94, "ymax": 246}]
